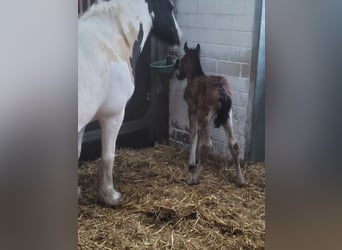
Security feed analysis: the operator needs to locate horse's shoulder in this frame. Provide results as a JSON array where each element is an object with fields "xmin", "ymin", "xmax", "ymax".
[{"xmin": 184, "ymin": 81, "xmax": 198, "ymax": 99}]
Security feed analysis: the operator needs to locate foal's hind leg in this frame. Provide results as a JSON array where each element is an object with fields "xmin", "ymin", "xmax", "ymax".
[
  {"xmin": 97, "ymin": 111, "xmax": 125, "ymax": 207},
  {"xmin": 188, "ymin": 112, "xmax": 211, "ymax": 185},
  {"xmin": 223, "ymin": 110, "xmax": 245, "ymax": 186}
]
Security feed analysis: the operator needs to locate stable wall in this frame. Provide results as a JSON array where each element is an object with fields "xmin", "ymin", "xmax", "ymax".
[{"xmin": 169, "ymin": 0, "xmax": 260, "ymax": 159}]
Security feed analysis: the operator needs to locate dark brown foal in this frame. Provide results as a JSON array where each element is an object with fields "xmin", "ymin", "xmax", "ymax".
[{"xmin": 176, "ymin": 42, "xmax": 245, "ymax": 186}]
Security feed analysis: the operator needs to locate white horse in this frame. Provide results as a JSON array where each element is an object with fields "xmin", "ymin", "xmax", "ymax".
[{"xmin": 78, "ymin": 0, "xmax": 182, "ymax": 206}]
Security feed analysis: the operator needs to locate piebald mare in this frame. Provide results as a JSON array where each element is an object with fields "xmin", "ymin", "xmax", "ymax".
[
  {"xmin": 176, "ymin": 43, "xmax": 245, "ymax": 186},
  {"xmin": 78, "ymin": 0, "xmax": 182, "ymax": 206}
]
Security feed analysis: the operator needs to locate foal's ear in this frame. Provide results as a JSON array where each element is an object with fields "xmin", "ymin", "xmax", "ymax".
[
  {"xmin": 184, "ymin": 42, "xmax": 189, "ymax": 53},
  {"xmin": 196, "ymin": 43, "xmax": 200, "ymax": 53}
]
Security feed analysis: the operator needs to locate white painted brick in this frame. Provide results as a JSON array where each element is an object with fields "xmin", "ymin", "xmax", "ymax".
[
  {"xmin": 224, "ymin": 145, "xmax": 231, "ymax": 158},
  {"xmin": 231, "ymin": 91, "xmax": 240, "ymax": 106},
  {"xmin": 176, "ymin": 0, "xmax": 199, "ymax": 14},
  {"xmin": 237, "ymin": 135, "xmax": 246, "ymax": 154},
  {"xmin": 217, "ymin": 61, "xmax": 240, "ymax": 77},
  {"xmin": 210, "ymin": 126, "xmax": 226, "ymax": 143},
  {"xmin": 200, "ymin": 57, "xmax": 217, "ymax": 73},
  {"xmin": 230, "ymin": 48, "xmax": 252, "ymax": 64},
  {"xmin": 181, "ymin": 27, "xmax": 253, "ymax": 48},
  {"xmin": 232, "ymin": 106, "xmax": 247, "ymax": 121},
  {"xmin": 199, "ymin": 44, "xmax": 222, "ymax": 60},
  {"xmin": 198, "ymin": 0, "xmax": 246, "ymax": 15},
  {"xmin": 198, "ymin": 44, "xmax": 251, "ymax": 64},
  {"xmin": 177, "ymin": 13, "xmax": 254, "ymax": 32},
  {"xmin": 239, "ymin": 92, "xmax": 249, "ymax": 108},
  {"xmin": 212, "ymin": 141, "xmax": 225, "ymax": 156},
  {"xmin": 226, "ymin": 77, "xmax": 250, "ymax": 93},
  {"xmin": 237, "ymin": 121, "xmax": 246, "ymax": 136},
  {"xmin": 241, "ymin": 64, "xmax": 250, "ymax": 78},
  {"xmin": 245, "ymin": 0, "xmax": 256, "ymax": 16}
]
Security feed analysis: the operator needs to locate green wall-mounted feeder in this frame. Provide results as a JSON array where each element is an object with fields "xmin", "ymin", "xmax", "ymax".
[{"xmin": 150, "ymin": 55, "xmax": 180, "ymax": 75}]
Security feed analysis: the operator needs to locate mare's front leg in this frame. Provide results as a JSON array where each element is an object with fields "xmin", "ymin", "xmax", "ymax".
[
  {"xmin": 188, "ymin": 109, "xmax": 198, "ymax": 172},
  {"xmin": 78, "ymin": 127, "xmax": 85, "ymax": 198},
  {"xmin": 97, "ymin": 111, "xmax": 125, "ymax": 207},
  {"xmin": 223, "ymin": 110, "xmax": 245, "ymax": 186},
  {"xmin": 188, "ymin": 110, "xmax": 211, "ymax": 185}
]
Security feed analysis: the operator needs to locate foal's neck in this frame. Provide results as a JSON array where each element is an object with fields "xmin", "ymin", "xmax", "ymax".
[{"xmin": 188, "ymin": 60, "xmax": 205, "ymax": 80}]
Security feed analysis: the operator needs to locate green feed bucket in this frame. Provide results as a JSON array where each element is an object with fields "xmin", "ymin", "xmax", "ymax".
[{"xmin": 150, "ymin": 55, "xmax": 180, "ymax": 75}]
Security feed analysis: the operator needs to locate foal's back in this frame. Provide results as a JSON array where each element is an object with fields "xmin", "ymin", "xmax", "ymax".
[{"xmin": 184, "ymin": 75, "xmax": 232, "ymax": 111}]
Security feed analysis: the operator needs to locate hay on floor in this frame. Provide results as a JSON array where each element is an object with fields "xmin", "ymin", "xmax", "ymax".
[{"xmin": 78, "ymin": 145, "xmax": 265, "ymax": 249}]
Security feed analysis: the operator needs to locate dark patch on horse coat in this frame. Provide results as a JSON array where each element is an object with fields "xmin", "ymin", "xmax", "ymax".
[
  {"xmin": 145, "ymin": 0, "xmax": 180, "ymax": 45},
  {"xmin": 145, "ymin": 0, "xmax": 154, "ymax": 13},
  {"xmin": 214, "ymin": 87, "xmax": 232, "ymax": 128},
  {"xmin": 130, "ymin": 23, "xmax": 144, "ymax": 78}
]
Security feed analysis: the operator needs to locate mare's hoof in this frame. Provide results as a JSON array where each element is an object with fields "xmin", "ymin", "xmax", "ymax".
[{"xmin": 97, "ymin": 190, "xmax": 122, "ymax": 207}]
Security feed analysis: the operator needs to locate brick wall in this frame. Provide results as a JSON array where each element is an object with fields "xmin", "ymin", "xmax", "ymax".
[{"xmin": 169, "ymin": 0, "xmax": 257, "ymax": 159}]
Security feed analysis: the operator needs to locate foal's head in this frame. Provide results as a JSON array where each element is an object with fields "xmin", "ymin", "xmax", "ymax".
[{"xmin": 176, "ymin": 42, "xmax": 204, "ymax": 80}]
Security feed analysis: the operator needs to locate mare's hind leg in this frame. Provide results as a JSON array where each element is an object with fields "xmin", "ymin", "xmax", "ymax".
[
  {"xmin": 188, "ymin": 112, "xmax": 211, "ymax": 185},
  {"xmin": 97, "ymin": 111, "xmax": 125, "ymax": 207},
  {"xmin": 78, "ymin": 127, "xmax": 85, "ymax": 197},
  {"xmin": 78, "ymin": 127, "xmax": 85, "ymax": 159},
  {"xmin": 223, "ymin": 110, "xmax": 245, "ymax": 186}
]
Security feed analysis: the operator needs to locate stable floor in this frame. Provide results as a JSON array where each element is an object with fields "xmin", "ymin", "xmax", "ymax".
[{"xmin": 78, "ymin": 145, "xmax": 265, "ymax": 249}]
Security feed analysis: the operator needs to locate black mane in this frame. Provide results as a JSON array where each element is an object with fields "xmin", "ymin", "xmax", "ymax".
[{"xmin": 188, "ymin": 49, "xmax": 205, "ymax": 78}]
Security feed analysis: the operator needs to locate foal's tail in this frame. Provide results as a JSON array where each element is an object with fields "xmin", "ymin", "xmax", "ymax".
[{"xmin": 214, "ymin": 87, "xmax": 232, "ymax": 128}]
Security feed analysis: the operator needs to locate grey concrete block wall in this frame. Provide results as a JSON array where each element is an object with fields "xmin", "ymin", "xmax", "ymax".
[{"xmin": 169, "ymin": 0, "xmax": 257, "ymax": 159}]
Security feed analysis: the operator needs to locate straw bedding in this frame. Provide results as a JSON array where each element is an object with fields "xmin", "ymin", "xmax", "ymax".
[{"xmin": 78, "ymin": 145, "xmax": 265, "ymax": 249}]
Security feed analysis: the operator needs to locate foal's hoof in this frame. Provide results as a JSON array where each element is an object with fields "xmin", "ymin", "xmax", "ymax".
[
  {"xmin": 78, "ymin": 186, "xmax": 82, "ymax": 199},
  {"xmin": 97, "ymin": 190, "xmax": 122, "ymax": 207},
  {"xmin": 187, "ymin": 177, "xmax": 200, "ymax": 185},
  {"xmin": 236, "ymin": 177, "xmax": 246, "ymax": 187},
  {"xmin": 188, "ymin": 164, "xmax": 196, "ymax": 173}
]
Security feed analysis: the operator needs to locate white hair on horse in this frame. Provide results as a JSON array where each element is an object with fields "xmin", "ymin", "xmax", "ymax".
[{"xmin": 78, "ymin": 0, "xmax": 182, "ymax": 207}]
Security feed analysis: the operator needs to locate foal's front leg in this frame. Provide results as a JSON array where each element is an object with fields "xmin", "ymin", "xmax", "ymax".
[
  {"xmin": 97, "ymin": 111, "xmax": 125, "ymax": 207},
  {"xmin": 223, "ymin": 110, "xmax": 245, "ymax": 186},
  {"xmin": 188, "ymin": 110, "xmax": 198, "ymax": 172}
]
